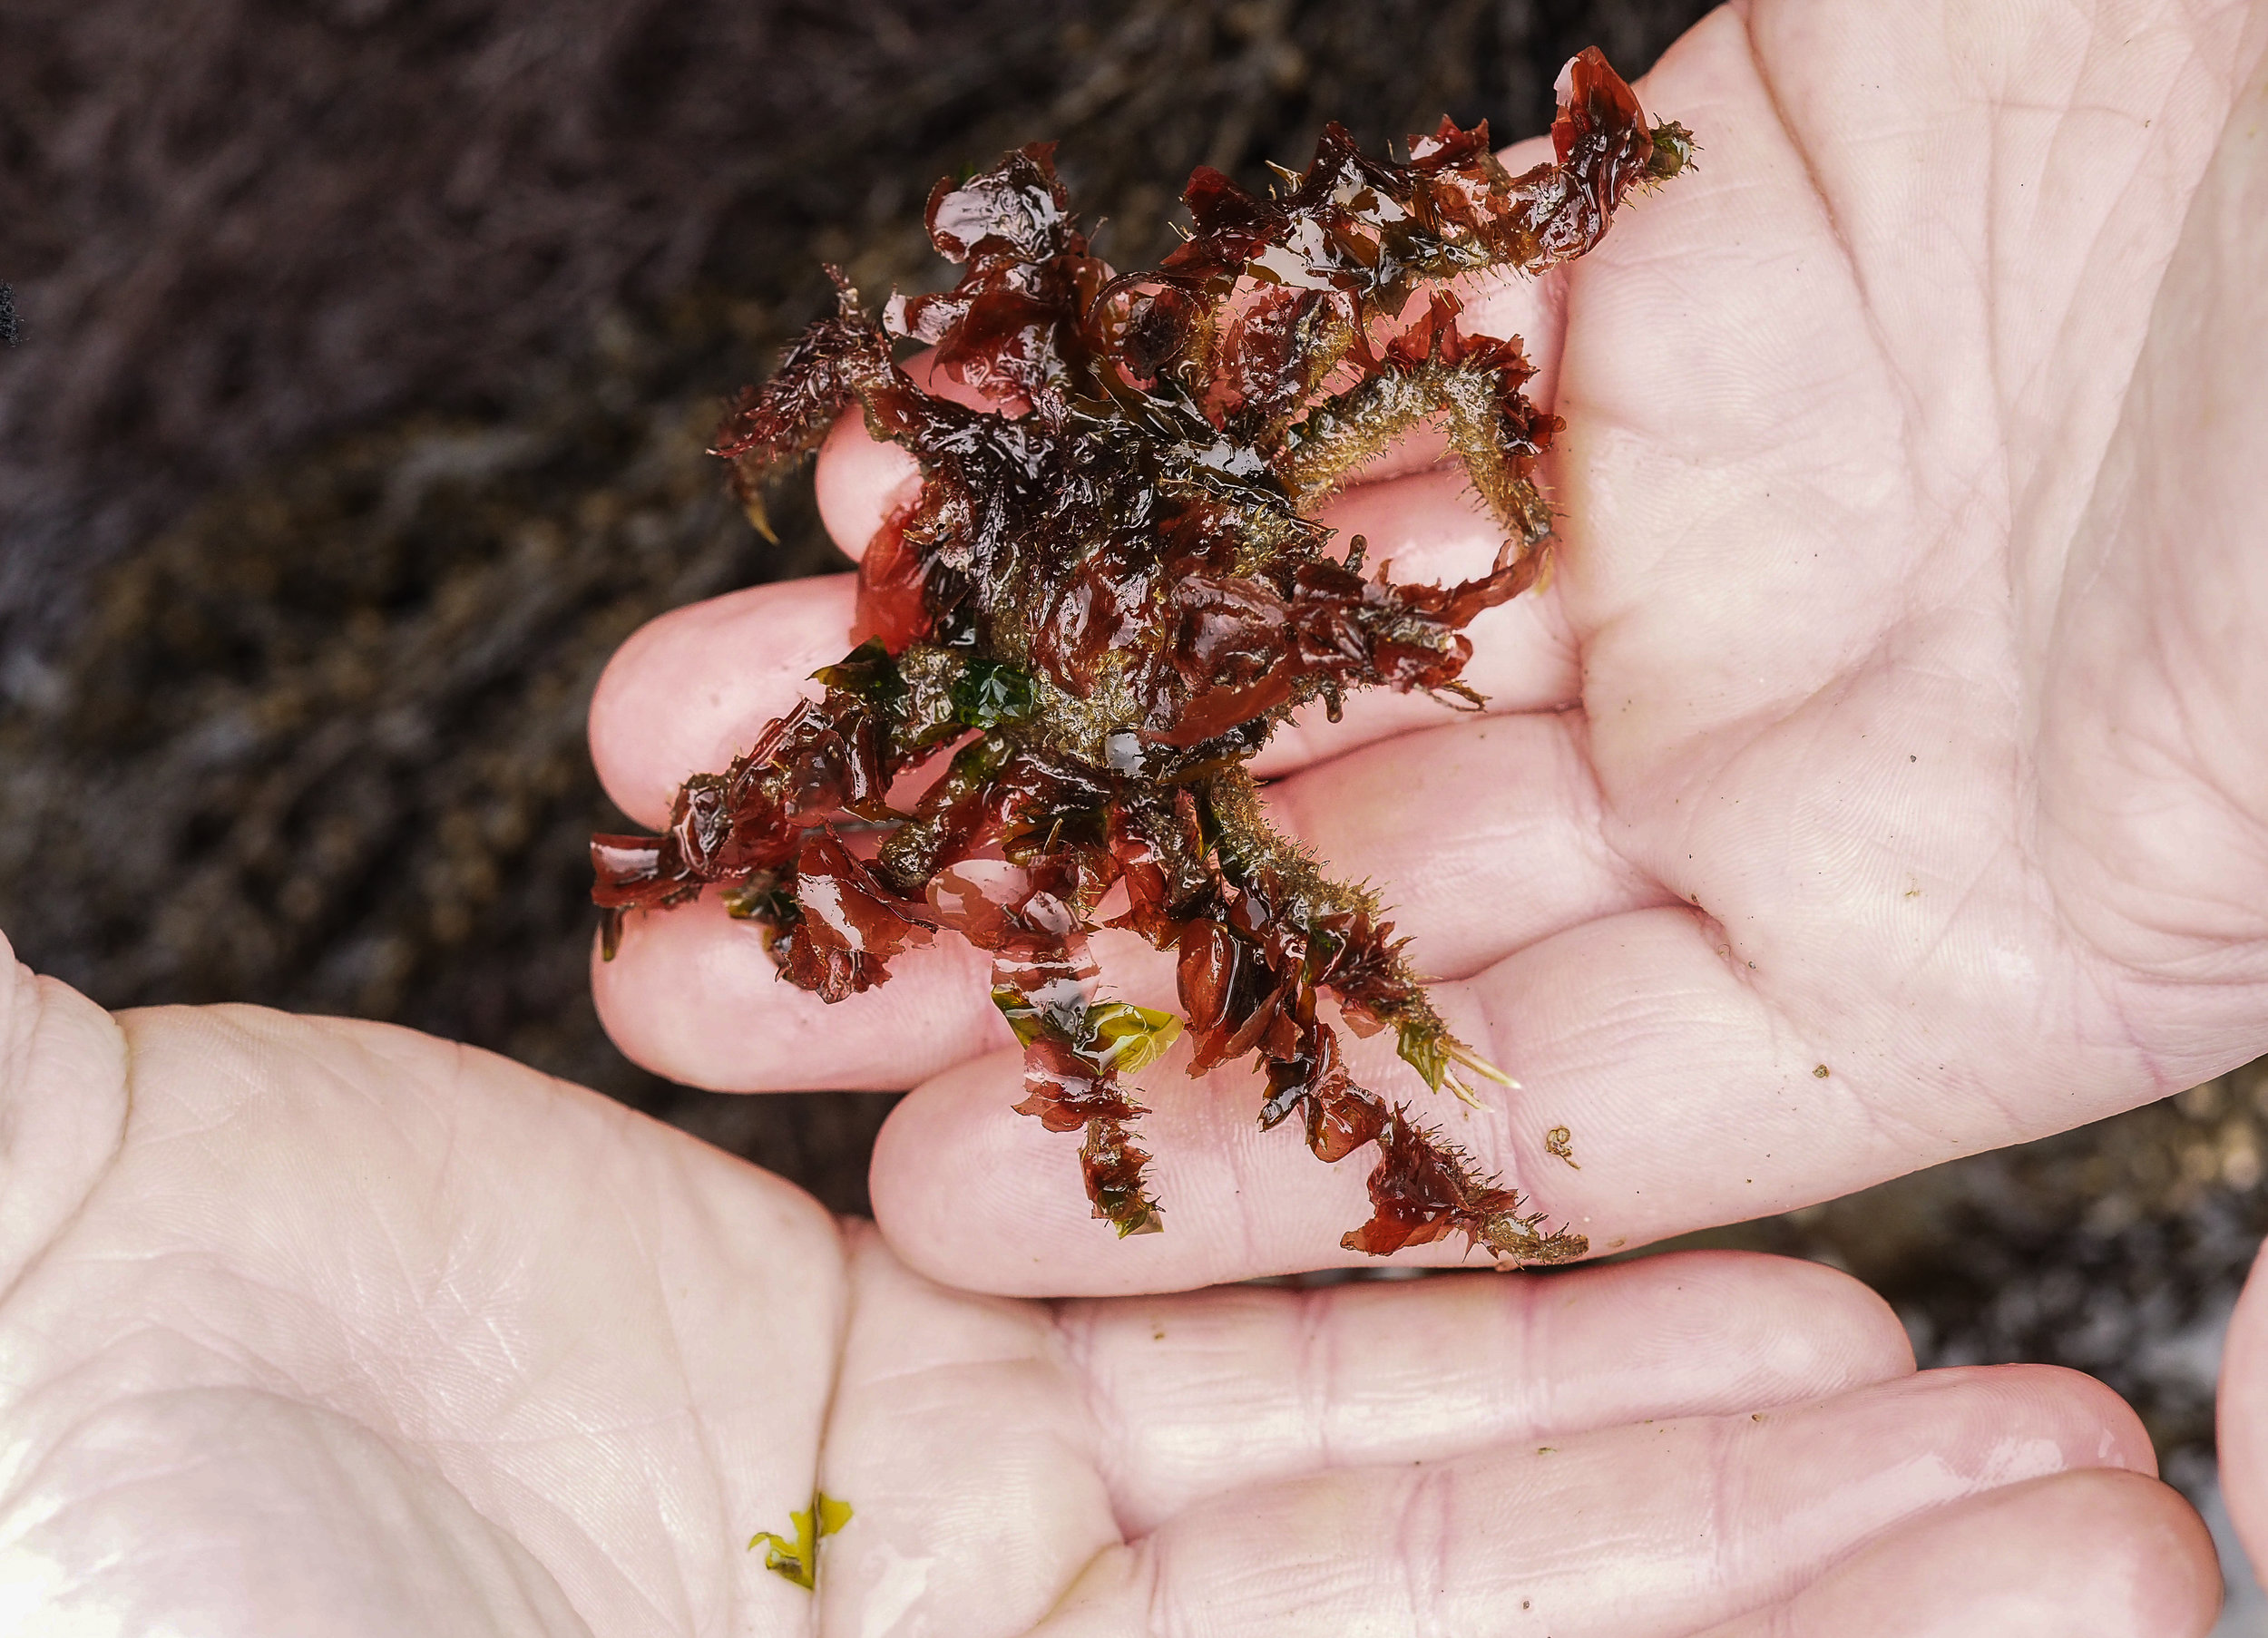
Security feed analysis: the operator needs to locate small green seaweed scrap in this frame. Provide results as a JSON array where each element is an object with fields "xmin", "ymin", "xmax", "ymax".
[{"xmin": 749, "ymin": 1491, "xmax": 853, "ymax": 1589}]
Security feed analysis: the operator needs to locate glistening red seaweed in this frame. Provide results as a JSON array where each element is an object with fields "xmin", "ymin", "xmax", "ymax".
[{"xmin": 595, "ymin": 48, "xmax": 1692, "ymax": 1259}]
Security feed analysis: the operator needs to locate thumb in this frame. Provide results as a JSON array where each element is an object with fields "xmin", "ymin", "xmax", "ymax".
[{"xmin": 0, "ymin": 931, "xmax": 129, "ymax": 1296}]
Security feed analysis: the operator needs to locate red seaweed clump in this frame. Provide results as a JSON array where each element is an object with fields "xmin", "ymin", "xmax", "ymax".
[{"xmin": 594, "ymin": 48, "xmax": 1691, "ymax": 1259}]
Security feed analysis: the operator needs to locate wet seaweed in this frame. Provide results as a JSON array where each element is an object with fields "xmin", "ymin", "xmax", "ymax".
[{"xmin": 595, "ymin": 49, "xmax": 1691, "ymax": 1259}]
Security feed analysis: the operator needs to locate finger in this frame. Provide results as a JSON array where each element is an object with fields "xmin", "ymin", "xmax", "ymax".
[
  {"xmin": 811, "ymin": 1243, "xmax": 1907, "ymax": 1638},
  {"xmin": 591, "ymin": 353, "xmax": 974, "ymax": 827},
  {"xmin": 873, "ymin": 927, "xmax": 1718, "ymax": 1296},
  {"xmin": 591, "ymin": 706, "xmax": 1655, "ymax": 1091},
  {"xmin": 1444, "ymin": 903, "xmax": 2097, "ymax": 1256},
  {"xmin": 868, "ymin": 896, "xmax": 2076, "ymax": 1293},
  {"xmin": 1246, "ymin": 468, "xmax": 1582, "ymax": 778},
  {"xmin": 1059, "ymin": 1250, "xmax": 1911, "ymax": 1532},
  {"xmin": 591, "ymin": 889, "xmax": 1009, "ymax": 1091},
  {"xmin": 590, "ymin": 573, "xmax": 856, "ymax": 829},
  {"xmin": 1027, "ymin": 1366, "xmax": 2156, "ymax": 1638},
  {"xmin": 816, "ymin": 1222, "xmax": 1119, "ymax": 1638},
  {"xmin": 1686, "ymin": 1469, "xmax": 2221, "ymax": 1638},
  {"xmin": 0, "ymin": 931, "xmax": 129, "ymax": 1292},
  {"xmin": 2221, "ymin": 1236, "xmax": 2268, "ymax": 1570},
  {"xmin": 871, "ymin": 963, "xmax": 1583, "ymax": 1293},
  {"xmin": 811, "ymin": 351, "xmax": 997, "ymax": 561},
  {"xmin": 814, "ymin": 397, "xmax": 918, "ymax": 561},
  {"xmin": 1263, "ymin": 709, "xmax": 1667, "ymax": 980}
]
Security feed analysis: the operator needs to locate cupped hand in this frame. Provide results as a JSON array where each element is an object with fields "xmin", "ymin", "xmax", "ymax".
[
  {"xmin": 589, "ymin": 0, "xmax": 2268, "ymax": 1294},
  {"xmin": 0, "ymin": 938, "xmax": 2221, "ymax": 1635}
]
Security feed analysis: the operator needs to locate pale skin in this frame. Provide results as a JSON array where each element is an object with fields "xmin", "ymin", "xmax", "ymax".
[
  {"xmin": 5, "ymin": 0, "xmax": 2263, "ymax": 1629},
  {"xmin": 592, "ymin": 0, "xmax": 2268, "ymax": 1610},
  {"xmin": 592, "ymin": 0, "xmax": 2268, "ymax": 1298},
  {"xmin": 0, "ymin": 940, "xmax": 2223, "ymax": 1633}
]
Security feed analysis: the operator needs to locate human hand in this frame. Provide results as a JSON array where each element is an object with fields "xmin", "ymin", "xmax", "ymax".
[
  {"xmin": 2215, "ymin": 1240, "xmax": 2268, "ymax": 1601},
  {"xmin": 0, "ymin": 937, "xmax": 2219, "ymax": 1635},
  {"xmin": 588, "ymin": 0, "xmax": 2268, "ymax": 1293}
]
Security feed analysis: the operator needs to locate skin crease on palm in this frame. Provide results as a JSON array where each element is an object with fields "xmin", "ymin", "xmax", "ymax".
[
  {"xmin": 0, "ymin": 939, "xmax": 2225, "ymax": 1635},
  {"xmin": 591, "ymin": 0, "xmax": 2268, "ymax": 1298}
]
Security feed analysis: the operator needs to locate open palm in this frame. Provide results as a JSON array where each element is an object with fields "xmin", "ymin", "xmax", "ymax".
[
  {"xmin": 0, "ymin": 938, "xmax": 2222, "ymax": 1634},
  {"xmin": 589, "ymin": 0, "xmax": 2268, "ymax": 1295}
]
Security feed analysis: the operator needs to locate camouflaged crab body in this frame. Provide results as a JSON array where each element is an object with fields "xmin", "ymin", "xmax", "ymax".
[{"xmin": 593, "ymin": 48, "xmax": 1691, "ymax": 1258}]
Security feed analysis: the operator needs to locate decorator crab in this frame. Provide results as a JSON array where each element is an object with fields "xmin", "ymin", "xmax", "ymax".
[{"xmin": 595, "ymin": 48, "xmax": 1692, "ymax": 1261}]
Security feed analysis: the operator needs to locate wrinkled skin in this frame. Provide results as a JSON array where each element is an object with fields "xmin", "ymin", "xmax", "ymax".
[
  {"xmin": 0, "ymin": 938, "xmax": 2221, "ymax": 1635},
  {"xmin": 6, "ymin": 3, "xmax": 2262, "ymax": 1626},
  {"xmin": 593, "ymin": 0, "xmax": 2268, "ymax": 1295}
]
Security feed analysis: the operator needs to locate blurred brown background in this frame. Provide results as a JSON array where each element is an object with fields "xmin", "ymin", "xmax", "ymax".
[{"xmin": 1, "ymin": 0, "xmax": 2262, "ymax": 1590}]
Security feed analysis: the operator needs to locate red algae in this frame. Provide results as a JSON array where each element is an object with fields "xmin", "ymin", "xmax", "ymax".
[{"xmin": 595, "ymin": 48, "xmax": 1691, "ymax": 1258}]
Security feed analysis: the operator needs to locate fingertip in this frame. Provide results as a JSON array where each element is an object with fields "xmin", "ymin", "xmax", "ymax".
[
  {"xmin": 2223, "ymin": 1239, "xmax": 2268, "ymax": 1566},
  {"xmin": 2044, "ymin": 1470, "xmax": 2226, "ymax": 1635},
  {"xmin": 587, "ymin": 576, "xmax": 857, "ymax": 828},
  {"xmin": 813, "ymin": 406, "xmax": 919, "ymax": 563},
  {"xmin": 1693, "ymin": 1469, "xmax": 2221, "ymax": 1637},
  {"xmin": 589, "ymin": 903, "xmax": 740, "ymax": 1088},
  {"xmin": 1607, "ymin": 1249, "xmax": 1915, "ymax": 1387},
  {"xmin": 591, "ymin": 893, "xmax": 1002, "ymax": 1093},
  {"xmin": 2019, "ymin": 1363, "xmax": 2162, "ymax": 1477},
  {"xmin": 1907, "ymin": 1362, "xmax": 2160, "ymax": 1481},
  {"xmin": 0, "ymin": 955, "xmax": 130, "ymax": 1295},
  {"xmin": 588, "ymin": 596, "xmax": 715, "ymax": 829},
  {"xmin": 869, "ymin": 1047, "xmax": 1372, "ymax": 1298},
  {"xmin": 811, "ymin": 350, "xmax": 994, "ymax": 561},
  {"xmin": 867, "ymin": 1051, "xmax": 1147, "ymax": 1294}
]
